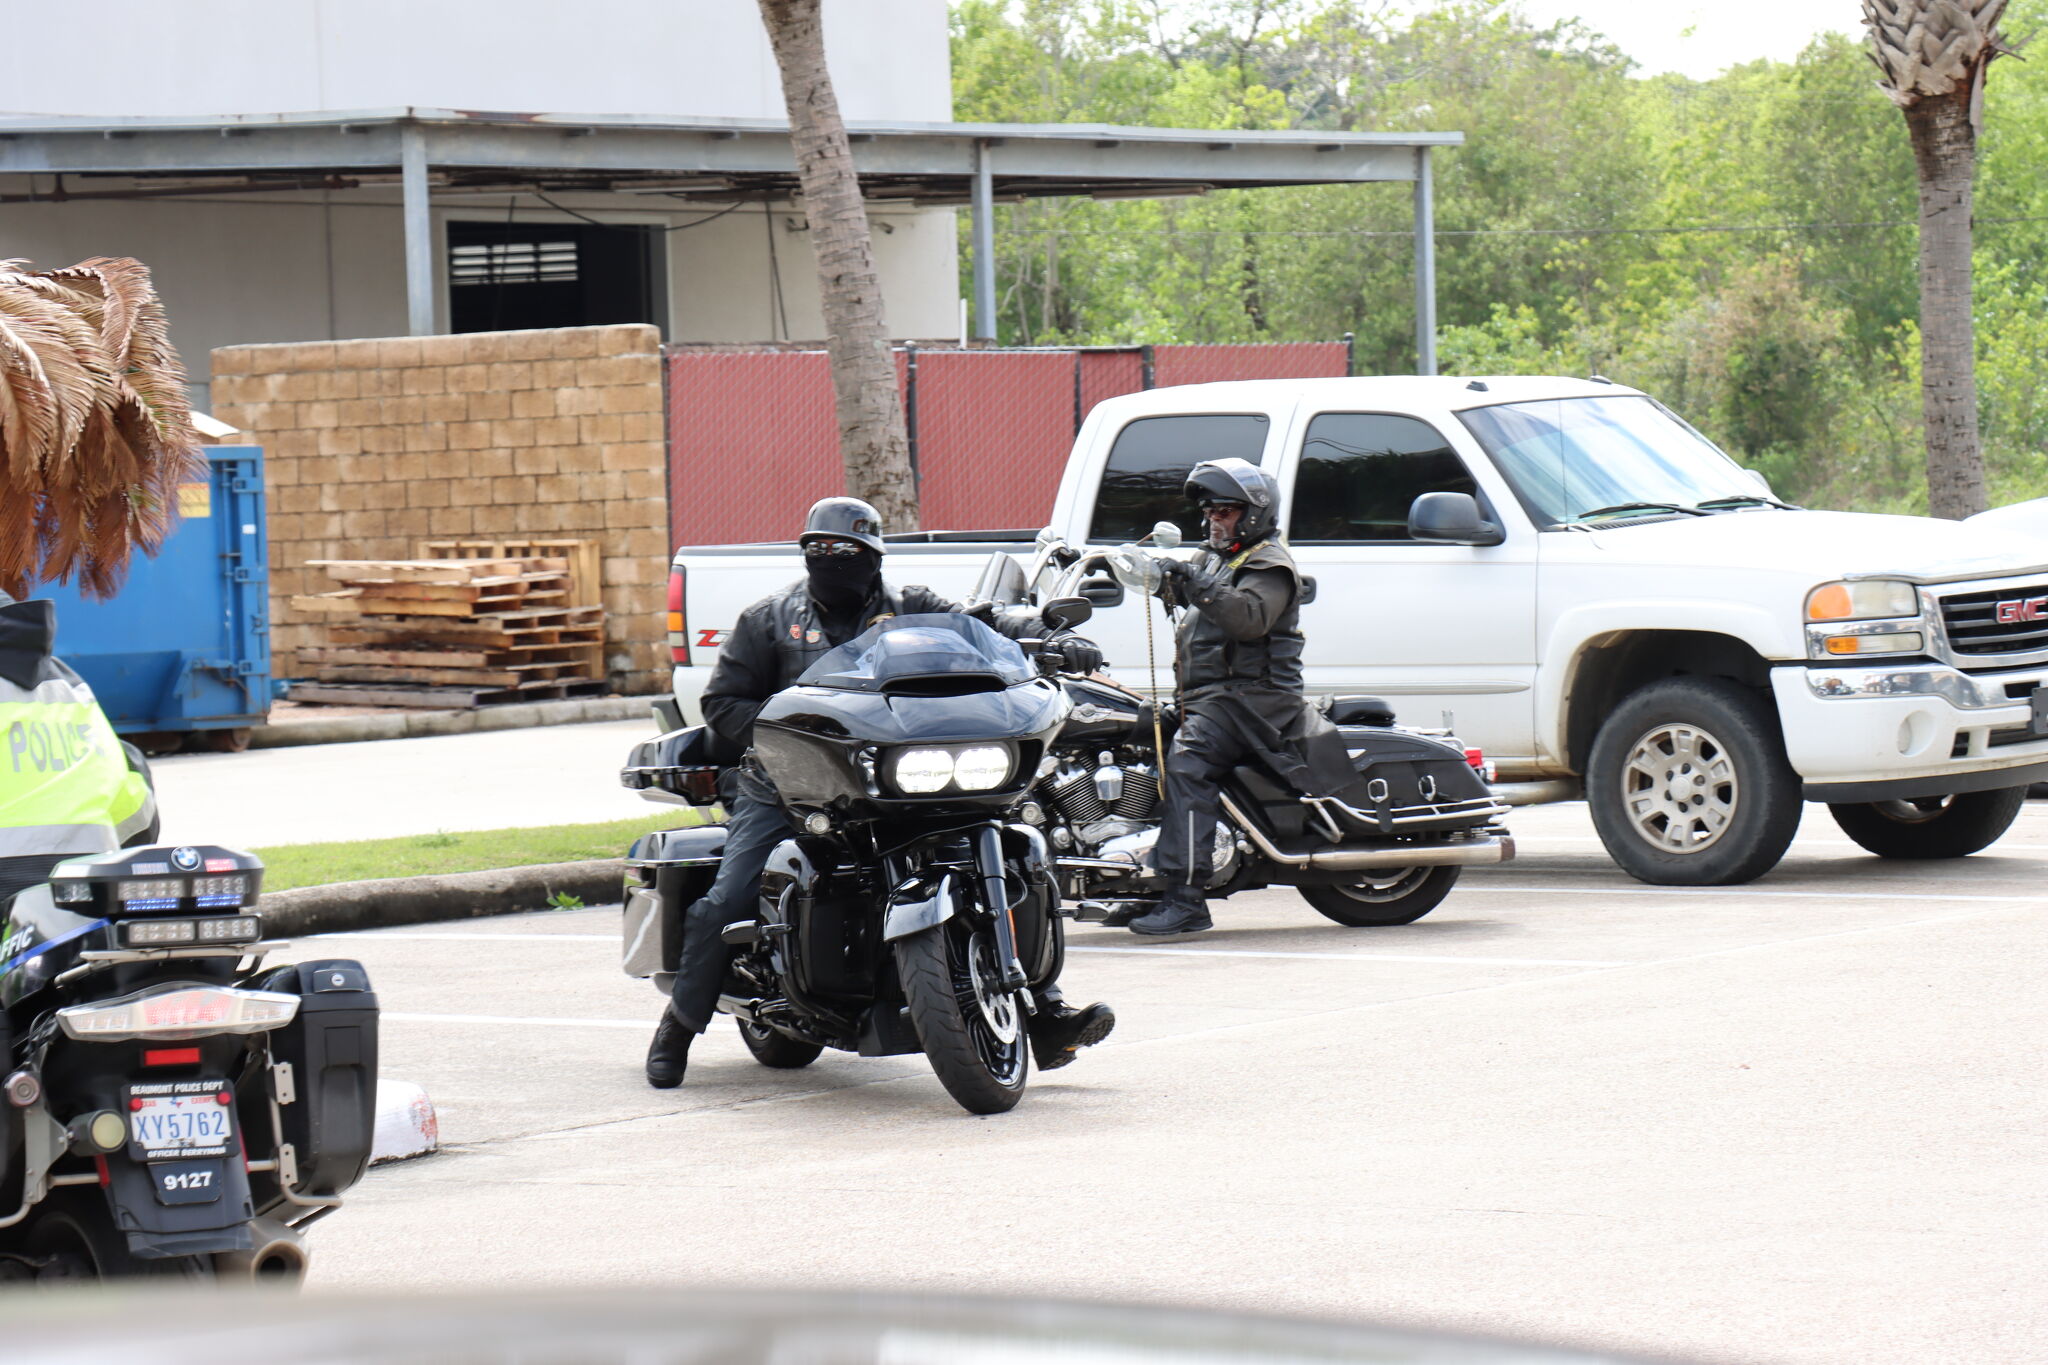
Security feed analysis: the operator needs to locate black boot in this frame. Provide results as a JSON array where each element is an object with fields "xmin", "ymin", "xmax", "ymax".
[
  {"xmin": 1129, "ymin": 888, "xmax": 1213, "ymax": 936},
  {"xmin": 1030, "ymin": 998, "xmax": 1116, "ymax": 1071},
  {"xmin": 645, "ymin": 1006, "xmax": 695, "ymax": 1089}
]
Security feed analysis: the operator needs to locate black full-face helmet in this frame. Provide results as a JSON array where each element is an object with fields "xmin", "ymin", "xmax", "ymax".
[
  {"xmin": 799, "ymin": 496, "xmax": 887, "ymax": 555},
  {"xmin": 1185, "ymin": 458, "xmax": 1280, "ymax": 546}
]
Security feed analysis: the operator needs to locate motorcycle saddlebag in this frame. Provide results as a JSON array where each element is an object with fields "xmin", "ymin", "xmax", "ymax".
[
  {"xmin": 1328, "ymin": 730, "xmax": 1496, "ymax": 835},
  {"xmin": 255, "ymin": 959, "xmax": 379, "ymax": 1198},
  {"xmin": 622, "ymin": 826, "xmax": 728, "ymax": 979}
]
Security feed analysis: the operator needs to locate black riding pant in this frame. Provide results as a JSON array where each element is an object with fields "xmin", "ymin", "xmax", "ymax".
[
  {"xmin": 668, "ymin": 794, "xmax": 795, "ymax": 1032},
  {"xmin": 1152, "ymin": 705, "xmax": 1253, "ymax": 899}
]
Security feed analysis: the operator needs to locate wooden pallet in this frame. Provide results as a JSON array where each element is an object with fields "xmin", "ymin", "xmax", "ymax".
[
  {"xmin": 290, "ymin": 555, "xmax": 607, "ymax": 708},
  {"xmin": 417, "ymin": 539, "xmax": 605, "ymax": 684},
  {"xmin": 287, "ymin": 679, "xmax": 605, "ymax": 710}
]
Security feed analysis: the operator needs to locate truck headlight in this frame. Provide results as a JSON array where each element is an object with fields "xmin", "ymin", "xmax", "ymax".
[{"xmin": 1807, "ymin": 579, "xmax": 1920, "ymax": 622}]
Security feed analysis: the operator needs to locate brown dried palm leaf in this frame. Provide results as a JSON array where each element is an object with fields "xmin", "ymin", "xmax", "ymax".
[{"xmin": 0, "ymin": 257, "xmax": 200, "ymax": 600}]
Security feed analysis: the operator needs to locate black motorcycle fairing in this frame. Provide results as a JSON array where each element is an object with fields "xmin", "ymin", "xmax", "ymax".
[
  {"xmin": 757, "ymin": 837, "xmax": 875, "ymax": 1007},
  {"xmin": 0, "ymin": 884, "xmax": 112, "ymax": 1010}
]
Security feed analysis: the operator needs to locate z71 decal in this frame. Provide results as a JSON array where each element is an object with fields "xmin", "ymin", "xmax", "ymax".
[{"xmin": 697, "ymin": 629, "xmax": 730, "ymax": 649}]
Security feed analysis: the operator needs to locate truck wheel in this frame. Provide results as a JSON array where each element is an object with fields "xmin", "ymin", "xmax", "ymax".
[
  {"xmin": 1828, "ymin": 788, "xmax": 2026, "ymax": 859},
  {"xmin": 1587, "ymin": 677, "xmax": 1801, "ymax": 885}
]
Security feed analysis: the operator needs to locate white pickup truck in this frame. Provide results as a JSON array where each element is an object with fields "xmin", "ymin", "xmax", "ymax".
[{"xmin": 668, "ymin": 375, "xmax": 2048, "ymax": 885}]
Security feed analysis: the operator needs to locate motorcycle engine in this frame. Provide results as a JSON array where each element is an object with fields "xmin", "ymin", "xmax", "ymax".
[{"xmin": 1038, "ymin": 748, "xmax": 1238, "ymax": 885}]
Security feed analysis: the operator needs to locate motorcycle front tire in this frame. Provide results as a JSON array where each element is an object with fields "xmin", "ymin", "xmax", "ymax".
[
  {"xmin": 1299, "ymin": 865, "xmax": 1460, "ymax": 926},
  {"xmin": 895, "ymin": 918, "xmax": 1028, "ymax": 1115}
]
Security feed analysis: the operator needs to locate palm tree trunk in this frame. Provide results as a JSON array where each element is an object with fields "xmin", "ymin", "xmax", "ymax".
[
  {"xmin": 757, "ymin": 0, "xmax": 920, "ymax": 531},
  {"xmin": 1905, "ymin": 92, "xmax": 1987, "ymax": 519}
]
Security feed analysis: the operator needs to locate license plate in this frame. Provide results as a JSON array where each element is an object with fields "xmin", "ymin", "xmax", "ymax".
[
  {"xmin": 2031, "ymin": 687, "xmax": 2048, "ymax": 737},
  {"xmin": 148, "ymin": 1159, "xmax": 224, "ymax": 1206},
  {"xmin": 127, "ymin": 1080, "xmax": 234, "ymax": 1158}
]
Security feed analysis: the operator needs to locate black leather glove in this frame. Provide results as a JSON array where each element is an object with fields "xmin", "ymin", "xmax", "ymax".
[
  {"xmin": 1051, "ymin": 635, "xmax": 1105, "ymax": 676},
  {"xmin": 958, "ymin": 599, "xmax": 999, "ymax": 623},
  {"xmin": 1155, "ymin": 556, "xmax": 1193, "ymax": 609}
]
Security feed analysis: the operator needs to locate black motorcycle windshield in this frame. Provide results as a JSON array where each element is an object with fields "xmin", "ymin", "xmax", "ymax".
[{"xmin": 796, "ymin": 613, "xmax": 1037, "ymax": 693}]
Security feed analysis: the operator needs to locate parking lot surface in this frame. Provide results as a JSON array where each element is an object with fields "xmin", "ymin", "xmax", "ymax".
[{"xmin": 287, "ymin": 799, "xmax": 2045, "ymax": 1365}]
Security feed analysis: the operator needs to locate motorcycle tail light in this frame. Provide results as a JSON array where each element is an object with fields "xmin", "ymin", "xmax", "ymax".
[{"xmin": 58, "ymin": 985, "xmax": 299, "ymax": 1042}]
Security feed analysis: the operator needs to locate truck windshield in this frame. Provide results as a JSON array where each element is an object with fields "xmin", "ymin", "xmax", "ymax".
[{"xmin": 1457, "ymin": 395, "xmax": 1762, "ymax": 525}]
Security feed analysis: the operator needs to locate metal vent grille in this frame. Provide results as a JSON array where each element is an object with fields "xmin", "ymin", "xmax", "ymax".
[
  {"xmin": 1939, "ymin": 585, "xmax": 2048, "ymax": 657},
  {"xmin": 449, "ymin": 239, "xmax": 579, "ymax": 287}
]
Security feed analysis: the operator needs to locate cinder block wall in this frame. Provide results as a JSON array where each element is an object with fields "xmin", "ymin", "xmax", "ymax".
[{"xmin": 210, "ymin": 325, "xmax": 668, "ymax": 694}]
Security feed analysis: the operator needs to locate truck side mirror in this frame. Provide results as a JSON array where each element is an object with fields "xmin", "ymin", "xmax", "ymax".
[
  {"xmin": 1408, "ymin": 491, "xmax": 1504, "ymax": 546},
  {"xmin": 1041, "ymin": 596, "xmax": 1093, "ymax": 632}
]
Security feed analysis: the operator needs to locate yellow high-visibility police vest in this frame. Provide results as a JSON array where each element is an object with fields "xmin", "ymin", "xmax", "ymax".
[{"xmin": 0, "ymin": 599, "xmax": 155, "ymax": 865}]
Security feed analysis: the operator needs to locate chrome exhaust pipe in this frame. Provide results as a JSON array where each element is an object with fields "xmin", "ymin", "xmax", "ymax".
[
  {"xmin": 1221, "ymin": 794, "xmax": 1515, "ymax": 871},
  {"xmin": 214, "ymin": 1216, "xmax": 309, "ymax": 1282}
]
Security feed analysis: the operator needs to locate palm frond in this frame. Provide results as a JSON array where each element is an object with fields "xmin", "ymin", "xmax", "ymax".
[{"xmin": 0, "ymin": 257, "xmax": 200, "ymax": 600}]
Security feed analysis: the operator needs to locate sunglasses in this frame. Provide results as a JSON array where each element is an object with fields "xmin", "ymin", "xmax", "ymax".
[{"xmin": 803, "ymin": 540, "xmax": 868, "ymax": 559}]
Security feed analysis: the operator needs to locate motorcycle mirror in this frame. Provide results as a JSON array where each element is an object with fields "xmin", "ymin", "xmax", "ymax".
[
  {"xmin": 1035, "ymin": 525, "xmax": 1061, "ymax": 549},
  {"xmin": 1040, "ymin": 596, "xmax": 1093, "ymax": 632},
  {"xmin": 1149, "ymin": 520, "xmax": 1183, "ymax": 550}
]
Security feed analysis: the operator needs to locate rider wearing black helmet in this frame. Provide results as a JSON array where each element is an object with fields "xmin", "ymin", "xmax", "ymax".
[
  {"xmin": 645, "ymin": 496, "xmax": 1117, "ymax": 1087},
  {"xmin": 1133, "ymin": 458, "xmax": 1350, "ymax": 935}
]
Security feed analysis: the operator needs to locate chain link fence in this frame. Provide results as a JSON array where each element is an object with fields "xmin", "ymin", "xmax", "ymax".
[{"xmin": 666, "ymin": 340, "xmax": 1351, "ymax": 547}]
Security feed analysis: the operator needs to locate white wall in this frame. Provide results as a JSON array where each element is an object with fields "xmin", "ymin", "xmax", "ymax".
[
  {"xmin": 0, "ymin": 193, "xmax": 961, "ymax": 409},
  {"xmin": 0, "ymin": 0, "xmax": 949, "ymax": 123}
]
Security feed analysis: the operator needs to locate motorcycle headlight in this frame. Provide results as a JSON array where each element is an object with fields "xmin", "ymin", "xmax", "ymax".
[
  {"xmin": 951, "ymin": 746, "xmax": 1013, "ymax": 791},
  {"xmin": 891, "ymin": 748, "xmax": 956, "ymax": 794}
]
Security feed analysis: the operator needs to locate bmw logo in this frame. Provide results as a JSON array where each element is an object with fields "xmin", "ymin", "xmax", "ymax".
[{"xmin": 170, "ymin": 847, "xmax": 201, "ymax": 871}]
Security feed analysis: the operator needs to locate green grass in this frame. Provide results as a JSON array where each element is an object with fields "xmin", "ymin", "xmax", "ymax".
[{"xmin": 252, "ymin": 809, "xmax": 715, "ymax": 892}]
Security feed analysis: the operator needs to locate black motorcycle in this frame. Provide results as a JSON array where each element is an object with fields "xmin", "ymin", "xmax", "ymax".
[
  {"xmin": 996, "ymin": 534, "xmax": 1514, "ymax": 926},
  {"xmin": 621, "ymin": 606, "xmax": 1096, "ymax": 1115},
  {"xmin": 0, "ymin": 844, "xmax": 377, "ymax": 1281}
]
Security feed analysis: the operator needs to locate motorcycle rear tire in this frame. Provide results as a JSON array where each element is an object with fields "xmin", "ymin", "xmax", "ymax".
[
  {"xmin": 738, "ymin": 1019, "xmax": 824, "ymax": 1069},
  {"xmin": 895, "ymin": 918, "xmax": 1028, "ymax": 1115},
  {"xmin": 22, "ymin": 1192, "xmax": 213, "ymax": 1282},
  {"xmin": 1300, "ymin": 865, "xmax": 1460, "ymax": 926}
]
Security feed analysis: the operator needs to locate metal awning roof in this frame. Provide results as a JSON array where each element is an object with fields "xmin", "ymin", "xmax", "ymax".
[
  {"xmin": 0, "ymin": 107, "xmax": 1460, "ymax": 369},
  {"xmin": 0, "ymin": 107, "xmax": 1460, "ymax": 205}
]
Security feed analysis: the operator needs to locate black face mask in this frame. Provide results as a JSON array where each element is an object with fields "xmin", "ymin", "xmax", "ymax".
[{"xmin": 806, "ymin": 550, "xmax": 881, "ymax": 613}]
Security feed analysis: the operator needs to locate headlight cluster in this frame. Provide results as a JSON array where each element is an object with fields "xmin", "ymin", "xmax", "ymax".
[
  {"xmin": 1806, "ymin": 579, "xmax": 1925, "ymax": 658},
  {"xmin": 887, "ymin": 745, "xmax": 1014, "ymax": 794}
]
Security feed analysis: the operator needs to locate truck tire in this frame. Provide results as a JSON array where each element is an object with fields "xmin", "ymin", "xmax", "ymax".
[
  {"xmin": 1587, "ymin": 677, "xmax": 1801, "ymax": 885},
  {"xmin": 1828, "ymin": 787, "xmax": 2026, "ymax": 859}
]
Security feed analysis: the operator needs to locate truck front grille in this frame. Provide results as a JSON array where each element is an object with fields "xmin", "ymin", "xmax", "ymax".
[{"xmin": 1939, "ymin": 584, "xmax": 2048, "ymax": 658}]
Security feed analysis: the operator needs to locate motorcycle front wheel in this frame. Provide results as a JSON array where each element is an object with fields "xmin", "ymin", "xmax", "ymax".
[
  {"xmin": 895, "ymin": 916, "xmax": 1028, "ymax": 1115},
  {"xmin": 1300, "ymin": 865, "xmax": 1461, "ymax": 926}
]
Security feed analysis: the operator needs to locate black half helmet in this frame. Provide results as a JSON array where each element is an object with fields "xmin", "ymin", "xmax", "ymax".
[
  {"xmin": 799, "ymin": 496, "xmax": 887, "ymax": 555},
  {"xmin": 1185, "ymin": 457, "xmax": 1280, "ymax": 544}
]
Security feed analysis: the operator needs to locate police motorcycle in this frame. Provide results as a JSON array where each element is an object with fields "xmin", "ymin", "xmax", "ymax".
[
  {"xmin": 987, "ymin": 522, "xmax": 1515, "ymax": 927},
  {"xmin": 0, "ymin": 845, "xmax": 377, "ymax": 1281},
  {"xmin": 620, "ymin": 603, "xmax": 1099, "ymax": 1115}
]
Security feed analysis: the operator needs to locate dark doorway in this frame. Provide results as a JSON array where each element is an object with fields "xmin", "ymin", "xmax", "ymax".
[{"xmin": 447, "ymin": 221, "xmax": 664, "ymax": 334}]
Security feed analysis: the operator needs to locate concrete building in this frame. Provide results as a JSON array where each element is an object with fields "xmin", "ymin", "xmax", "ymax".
[{"xmin": 0, "ymin": 0, "xmax": 960, "ymax": 407}]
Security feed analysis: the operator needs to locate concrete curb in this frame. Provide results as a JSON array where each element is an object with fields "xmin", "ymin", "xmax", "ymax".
[
  {"xmin": 249, "ymin": 696, "xmax": 655, "ymax": 749},
  {"xmin": 260, "ymin": 859, "xmax": 623, "ymax": 937}
]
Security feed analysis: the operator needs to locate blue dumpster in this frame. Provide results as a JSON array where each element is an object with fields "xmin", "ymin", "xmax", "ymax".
[{"xmin": 34, "ymin": 446, "xmax": 270, "ymax": 745}]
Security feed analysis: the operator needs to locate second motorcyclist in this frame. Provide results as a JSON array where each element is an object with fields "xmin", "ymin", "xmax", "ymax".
[
  {"xmin": 1133, "ymin": 458, "xmax": 1353, "ymax": 935},
  {"xmin": 645, "ymin": 497, "xmax": 1117, "ymax": 1088}
]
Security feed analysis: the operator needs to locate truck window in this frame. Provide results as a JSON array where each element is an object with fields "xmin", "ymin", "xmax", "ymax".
[
  {"xmin": 1088, "ymin": 414, "xmax": 1272, "ymax": 543},
  {"xmin": 1289, "ymin": 412, "xmax": 1478, "ymax": 544}
]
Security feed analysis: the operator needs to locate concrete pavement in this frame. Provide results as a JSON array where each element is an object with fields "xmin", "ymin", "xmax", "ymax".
[
  {"xmin": 288, "ymin": 800, "xmax": 2048, "ymax": 1365},
  {"xmin": 149, "ymin": 718, "xmax": 658, "ymax": 847}
]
